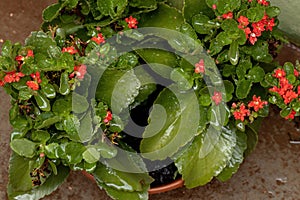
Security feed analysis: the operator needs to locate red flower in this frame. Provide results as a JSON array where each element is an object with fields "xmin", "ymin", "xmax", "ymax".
[
  {"xmin": 233, "ymin": 103, "xmax": 250, "ymax": 122},
  {"xmin": 103, "ymin": 111, "xmax": 113, "ymax": 123},
  {"xmin": 73, "ymin": 64, "xmax": 87, "ymax": 80},
  {"xmin": 15, "ymin": 55, "xmax": 24, "ymax": 62},
  {"xmin": 91, "ymin": 33, "xmax": 105, "ymax": 45},
  {"xmin": 212, "ymin": 91, "xmax": 222, "ymax": 105},
  {"xmin": 298, "ymin": 85, "xmax": 300, "ymax": 95},
  {"xmin": 294, "ymin": 69, "xmax": 299, "ymax": 77},
  {"xmin": 62, "ymin": 46, "xmax": 78, "ymax": 55},
  {"xmin": 3, "ymin": 71, "xmax": 25, "ymax": 83},
  {"xmin": 0, "ymin": 80, "xmax": 5, "ymax": 86},
  {"xmin": 283, "ymin": 90, "xmax": 298, "ymax": 104},
  {"xmin": 26, "ymin": 49, "xmax": 34, "ymax": 58},
  {"xmin": 125, "ymin": 16, "xmax": 138, "ymax": 29},
  {"xmin": 248, "ymin": 95, "xmax": 268, "ymax": 112},
  {"xmin": 212, "ymin": 4, "xmax": 217, "ymax": 10},
  {"xmin": 279, "ymin": 78, "xmax": 293, "ymax": 93},
  {"xmin": 285, "ymin": 110, "xmax": 296, "ymax": 120},
  {"xmin": 242, "ymin": 27, "xmax": 251, "ymax": 39},
  {"xmin": 26, "ymin": 81, "xmax": 39, "ymax": 90},
  {"xmin": 249, "ymin": 32, "xmax": 258, "ymax": 45},
  {"xmin": 273, "ymin": 68, "xmax": 286, "ymax": 78},
  {"xmin": 252, "ymin": 21, "xmax": 265, "ymax": 37},
  {"xmin": 266, "ymin": 18, "xmax": 275, "ymax": 31},
  {"xmin": 30, "ymin": 71, "xmax": 42, "ymax": 83},
  {"xmin": 194, "ymin": 59, "xmax": 205, "ymax": 74},
  {"xmin": 237, "ymin": 16, "xmax": 249, "ymax": 28},
  {"xmin": 257, "ymin": 0, "xmax": 269, "ymax": 6},
  {"xmin": 222, "ymin": 12, "xmax": 233, "ymax": 19}
]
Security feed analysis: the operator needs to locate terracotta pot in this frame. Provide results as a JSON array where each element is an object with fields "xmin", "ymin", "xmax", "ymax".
[{"xmin": 82, "ymin": 171, "xmax": 184, "ymax": 195}]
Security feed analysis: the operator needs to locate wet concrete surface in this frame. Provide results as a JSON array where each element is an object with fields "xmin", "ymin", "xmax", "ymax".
[{"xmin": 1, "ymin": 1, "xmax": 300, "ymax": 199}]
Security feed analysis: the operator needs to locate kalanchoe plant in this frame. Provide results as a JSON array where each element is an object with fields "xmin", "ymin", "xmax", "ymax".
[{"xmin": 1, "ymin": 0, "xmax": 300, "ymax": 200}]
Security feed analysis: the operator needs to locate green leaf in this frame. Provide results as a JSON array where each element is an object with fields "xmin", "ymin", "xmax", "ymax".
[
  {"xmin": 34, "ymin": 116, "xmax": 62, "ymax": 129},
  {"xmin": 135, "ymin": 49, "xmax": 177, "ymax": 79},
  {"xmin": 97, "ymin": 181, "xmax": 148, "ymax": 200},
  {"xmin": 10, "ymin": 138, "xmax": 37, "ymax": 158},
  {"xmin": 52, "ymin": 97, "xmax": 72, "ymax": 116},
  {"xmin": 42, "ymin": 3, "xmax": 63, "ymax": 22},
  {"xmin": 83, "ymin": 147, "xmax": 100, "ymax": 163},
  {"xmin": 9, "ymin": 155, "xmax": 70, "ymax": 200},
  {"xmin": 1, "ymin": 40, "xmax": 13, "ymax": 57},
  {"xmin": 139, "ymin": 3, "xmax": 184, "ymax": 30},
  {"xmin": 96, "ymin": 141, "xmax": 117, "ymax": 159},
  {"xmin": 192, "ymin": 14, "xmax": 219, "ymax": 34},
  {"xmin": 31, "ymin": 130, "xmax": 50, "ymax": 143},
  {"xmin": 129, "ymin": 0, "xmax": 157, "ymax": 9},
  {"xmin": 222, "ymin": 64, "xmax": 235, "ymax": 77},
  {"xmin": 72, "ymin": 92, "xmax": 89, "ymax": 113},
  {"xmin": 96, "ymin": 69, "xmax": 141, "ymax": 115},
  {"xmin": 183, "ymin": 0, "xmax": 214, "ymax": 23},
  {"xmin": 97, "ymin": 0, "xmax": 127, "ymax": 18},
  {"xmin": 140, "ymin": 86, "xmax": 200, "ymax": 160},
  {"xmin": 246, "ymin": 66, "xmax": 265, "ymax": 82},
  {"xmin": 236, "ymin": 79, "xmax": 252, "ymax": 99},
  {"xmin": 170, "ymin": 68, "xmax": 193, "ymax": 90},
  {"xmin": 228, "ymin": 41, "xmax": 239, "ymax": 65},
  {"xmin": 217, "ymin": 0, "xmax": 241, "ymax": 14},
  {"xmin": 59, "ymin": 71, "xmax": 70, "ymax": 95},
  {"xmin": 246, "ymin": 7, "xmax": 265, "ymax": 22},
  {"xmin": 19, "ymin": 88, "xmax": 33, "ymax": 100},
  {"xmin": 175, "ymin": 126, "xmax": 236, "ymax": 188},
  {"xmin": 93, "ymin": 163, "xmax": 152, "ymax": 192},
  {"xmin": 241, "ymin": 41, "xmax": 273, "ymax": 63},
  {"xmin": 244, "ymin": 118, "xmax": 261, "ymax": 156},
  {"xmin": 221, "ymin": 19, "xmax": 239, "ymax": 32},
  {"xmin": 8, "ymin": 153, "xmax": 33, "ymax": 195},
  {"xmin": 78, "ymin": 110, "xmax": 93, "ymax": 142},
  {"xmin": 34, "ymin": 91, "xmax": 51, "ymax": 112},
  {"xmin": 41, "ymin": 84, "xmax": 56, "ymax": 99},
  {"xmin": 25, "ymin": 31, "xmax": 57, "ymax": 55},
  {"xmin": 63, "ymin": 115, "xmax": 81, "ymax": 141},
  {"xmin": 64, "ymin": 142, "xmax": 85, "ymax": 164},
  {"xmin": 266, "ymin": 6, "xmax": 280, "ymax": 18},
  {"xmin": 217, "ymin": 130, "xmax": 247, "ymax": 182}
]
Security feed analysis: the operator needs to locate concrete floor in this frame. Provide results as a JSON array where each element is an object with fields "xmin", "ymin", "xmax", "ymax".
[{"xmin": 1, "ymin": 1, "xmax": 300, "ymax": 199}]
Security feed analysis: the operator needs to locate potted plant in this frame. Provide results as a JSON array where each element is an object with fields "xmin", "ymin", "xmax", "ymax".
[{"xmin": 2, "ymin": 0, "xmax": 300, "ymax": 199}]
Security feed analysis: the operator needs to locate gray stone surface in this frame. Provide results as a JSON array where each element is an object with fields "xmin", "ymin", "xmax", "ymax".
[{"xmin": 1, "ymin": 1, "xmax": 300, "ymax": 199}]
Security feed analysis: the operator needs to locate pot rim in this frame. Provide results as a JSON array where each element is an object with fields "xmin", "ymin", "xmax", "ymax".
[{"xmin": 81, "ymin": 171, "xmax": 184, "ymax": 195}]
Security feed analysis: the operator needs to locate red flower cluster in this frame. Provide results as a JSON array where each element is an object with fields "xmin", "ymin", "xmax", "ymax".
[
  {"xmin": 222, "ymin": 12, "xmax": 233, "ymax": 19},
  {"xmin": 91, "ymin": 33, "xmax": 105, "ymax": 45},
  {"xmin": 212, "ymin": 91, "xmax": 222, "ymax": 105},
  {"xmin": 257, "ymin": 0, "xmax": 269, "ymax": 6},
  {"xmin": 1, "ymin": 71, "xmax": 25, "ymax": 86},
  {"xmin": 103, "ymin": 110, "xmax": 113, "ymax": 124},
  {"xmin": 125, "ymin": 16, "xmax": 138, "ymax": 29},
  {"xmin": 237, "ymin": 14, "xmax": 275, "ymax": 45},
  {"xmin": 26, "ymin": 71, "xmax": 42, "ymax": 90},
  {"xmin": 70, "ymin": 64, "xmax": 87, "ymax": 80},
  {"xmin": 62, "ymin": 46, "xmax": 78, "ymax": 54},
  {"xmin": 269, "ymin": 68, "xmax": 299, "ymax": 105},
  {"xmin": 194, "ymin": 59, "xmax": 205, "ymax": 74},
  {"xmin": 232, "ymin": 95, "xmax": 267, "ymax": 121}
]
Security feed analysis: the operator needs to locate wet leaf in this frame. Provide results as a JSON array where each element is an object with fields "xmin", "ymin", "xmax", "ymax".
[
  {"xmin": 175, "ymin": 126, "xmax": 236, "ymax": 188},
  {"xmin": 42, "ymin": 3, "xmax": 62, "ymax": 22},
  {"xmin": 228, "ymin": 41, "xmax": 239, "ymax": 65},
  {"xmin": 192, "ymin": 14, "xmax": 219, "ymax": 34},
  {"xmin": 34, "ymin": 91, "xmax": 51, "ymax": 112},
  {"xmin": 31, "ymin": 130, "xmax": 50, "ymax": 143},
  {"xmin": 236, "ymin": 79, "xmax": 252, "ymax": 99},
  {"xmin": 247, "ymin": 66, "xmax": 265, "ymax": 82},
  {"xmin": 10, "ymin": 138, "xmax": 37, "ymax": 158},
  {"xmin": 83, "ymin": 147, "xmax": 100, "ymax": 163},
  {"xmin": 97, "ymin": 0, "xmax": 127, "ymax": 18}
]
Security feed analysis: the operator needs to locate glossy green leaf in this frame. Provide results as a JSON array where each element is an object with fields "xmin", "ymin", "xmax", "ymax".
[
  {"xmin": 34, "ymin": 91, "xmax": 51, "ymax": 112},
  {"xmin": 31, "ymin": 130, "xmax": 50, "ymax": 143},
  {"xmin": 222, "ymin": 64, "xmax": 236, "ymax": 77},
  {"xmin": 175, "ymin": 126, "xmax": 236, "ymax": 188},
  {"xmin": 135, "ymin": 49, "xmax": 177, "ymax": 79},
  {"xmin": 192, "ymin": 14, "xmax": 219, "ymax": 34},
  {"xmin": 140, "ymin": 86, "xmax": 200, "ymax": 160},
  {"xmin": 244, "ymin": 118, "xmax": 261, "ymax": 156},
  {"xmin": 183, "ymin": 0, "xmax": 214, "ymax": 23},
  {"xmin": 217, "ymin": 0, "xmax": 241, "ymax": 14},
  {"xmin": 63, "ymin": 115, "xmax": 81, "ymax": 141},
  {"xmin": 228, "ymin": 41, "xmax": 239, "ymax": 65},
  {"xmin": 96, "ymin": 69, "xmax": 141, "ymax": 115},
  {"xmin": 93, "ymin": 163, "xmax": 152, "ymax": 192},
  {"xmin": 217, "ymin": 130, "xmax": 247, "ymax": 181},
  {"xmin": 1, "ymin": 40, "xmax": 13, "ymax": 57},
  {"xmin": 78, "ymin": 110, "xmax": 93, "ymax": 142},
  {"xmin": 72, "ymin": 92, "xmax": 89, "ymax": 113},
  {"xmin": 64, "ymin": 142, "xmax": 85, "ymax": 164},
  {"xmin": 52, "ymin": 97, "xmax": 72, "ymax": 116},
  {"xmin": 59, "ymin": 71, "xmax": 70, "ymax": 95},
  {"xmin": 129, "ymin": 0, "xmax": 157, "ymax": 9},
  {"xmin": 221, "ymin": 19, "xmax": 239, "ymax": 32},
  {"xmin": 7, "ymin": 153, "xmax": 33, "ymax": 195},
  {"xmin": 19, "ymin": 88, "xmax": 33, "ymax": 100},
  {"xmin": 266, "ymin": 6, "xmax": 280, "ymax": 18},
  {"xmin": 241, "ymin": 41, "xmax": 273, "ymax": 63},
  {"xmin": 246, "ymin": 7, "xmax": 265, "ymax": 22},
  {"xmin": 236, "ymin": 79, "xmax": 252, "ymax": 99},
  {"xmin": 97, "ymin": 181, "xmax": 148, "ymax": 200},
  {"xmin": 45, "ymin": 143, "xmax": 60, "ymax": 159},
  {"xmin": 10, "ymin": 138, "xmax": 37, "ymax": 158},
  {"xmin": 34, "ymin": 116, "xmax": 62, "ymax": 129},
  {"xmin": 247, "ymin": 66, "xmax": 265, "ymax": 82},
  {"xmin": 97, "ymin": 0, "xmax": 127, "ymax": 18},
  {"xmin": 96, "ymin": 141, "xmax": 118, "ymax": 159},
  {"xmin": 25, "ymin": 31, "xmax": 57, "ymax": 55},
  {"xmin": 139, "ymin": 3, "xmax": 184, "ymax": 30},
  {"xmin": 41, "ymin": 84, "xmax": 56, "ymax": 99},
  {"xmin": 170, "ymin": 68, "xmax": 193, "ymax": 90},
  {"xmin": 83, "ymin": 147, "xmax": 100, "ymax": 163},
  {"xmin": 42, "ymin": 3, "xmax": 62, "ymax": 22},
  {"xmin": 10, "ymin": 116, "xmax": 30, "ymax": 133}
]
